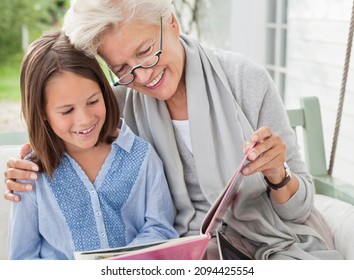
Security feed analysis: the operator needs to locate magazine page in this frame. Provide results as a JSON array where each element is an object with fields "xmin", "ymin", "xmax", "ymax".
[
  {"xmin": 74, "ymin": 240, "xmax": 166, "ymax": 260},
  {"xmin": 201, "ymin": 142, "xmax": 254, "ymax": 235},
  {"xmin": 109, "ymin": 235, "xmax": 209, "ymax": 260},
  {"xmin": 75, "ymin": 235, "xmax": 209, "ymax": 260}
]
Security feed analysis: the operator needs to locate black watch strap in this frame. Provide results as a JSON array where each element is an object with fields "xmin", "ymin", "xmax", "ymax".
[{"xmin": 264, "ymin": 162, "xmax": 291, "ymax": 190}]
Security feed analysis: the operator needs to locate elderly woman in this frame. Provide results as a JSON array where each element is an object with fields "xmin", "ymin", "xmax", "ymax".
[{"xmin": 4, "ymin": 0, "xmax": 342, "ymax": 259}]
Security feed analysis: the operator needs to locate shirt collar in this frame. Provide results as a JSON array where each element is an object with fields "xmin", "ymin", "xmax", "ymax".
[{"xmin": 112, "ymin": 118, "xmax": 135, "ymax": 153}]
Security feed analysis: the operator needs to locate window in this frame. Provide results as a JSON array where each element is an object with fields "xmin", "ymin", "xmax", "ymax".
[{"xmin": 265, "ymin": 0, "xmax": 288, "ymax": 99}]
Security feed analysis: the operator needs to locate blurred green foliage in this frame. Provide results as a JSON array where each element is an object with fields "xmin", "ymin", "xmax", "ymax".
[
  {"xmin": 0, "ymin": 53, "xmax": 22, "ymax": 101},
  {"xmin": 0, "ymin": 0, "xmax": 68, "ymax": 100},
  {"xmin": 0, "ymin": 0, "xmax": 68, "ymax": 62}
]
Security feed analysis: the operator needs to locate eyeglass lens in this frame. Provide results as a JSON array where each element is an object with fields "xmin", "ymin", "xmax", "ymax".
[{"xmin": 119, "ymin": 55, "xmax": 160, "ymax": 84}]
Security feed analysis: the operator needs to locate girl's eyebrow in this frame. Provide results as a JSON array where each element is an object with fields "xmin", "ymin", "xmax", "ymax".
[
  {"xmin": 87, "ymin": 92, "xmax": 101, "ymax": 99},
  {"xmin": 54, "ymin": 92, "xmax": 101, "ymax": 110}
]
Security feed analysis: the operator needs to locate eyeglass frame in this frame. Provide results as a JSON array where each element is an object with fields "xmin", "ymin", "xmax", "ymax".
[{"xmin": 108, "ymin": 17, "xmax": 163, "ymax": 86}]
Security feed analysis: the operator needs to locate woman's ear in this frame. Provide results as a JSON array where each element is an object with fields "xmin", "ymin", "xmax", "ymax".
[{"xmin": 170, "ymin": 14, "xmax": 180, "ymax": 35}]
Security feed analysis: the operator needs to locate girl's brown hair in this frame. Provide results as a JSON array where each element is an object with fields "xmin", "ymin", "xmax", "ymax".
[{"xmin": 20, "ymin": 31, "xmax": 120, "ymax": 177}]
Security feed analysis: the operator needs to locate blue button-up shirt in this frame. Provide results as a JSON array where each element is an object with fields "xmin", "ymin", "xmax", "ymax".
[{"xmin": 8, "ymin": 120, "xmax": 178, "ymax": 259}]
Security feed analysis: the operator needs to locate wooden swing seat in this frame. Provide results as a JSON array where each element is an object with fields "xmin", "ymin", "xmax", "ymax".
[{"xmin": 287, "ymin": 96, "xmax": 354, "ymax": 205}]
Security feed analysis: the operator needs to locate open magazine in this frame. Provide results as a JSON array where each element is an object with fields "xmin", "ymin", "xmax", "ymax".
[{"xmin": 74, "ymin": 143, "xmax": 255, "ymax": 260}]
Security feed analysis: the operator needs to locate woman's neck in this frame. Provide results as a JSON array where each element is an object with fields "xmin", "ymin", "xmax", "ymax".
[{"xmin": 165, "ymin": 80, "xmax": 188, "ymax": 120}]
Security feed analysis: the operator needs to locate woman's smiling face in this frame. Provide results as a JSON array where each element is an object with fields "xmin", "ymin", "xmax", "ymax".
[{"xmin": 99, "ymin": 16, "xmax": 186, "ymax": 101}]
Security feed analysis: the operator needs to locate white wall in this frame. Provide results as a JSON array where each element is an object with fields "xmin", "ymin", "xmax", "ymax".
[
  {"xmin": 286, "ymin": 0, "xmax": 354, "ymax": 183},
  {"xmin": 229, "ymin": 0, "xmax": 267, "ymax": 65},
  {"xmin": 188, "ymin": 0, "xmax": 266, "ymax": 64}
]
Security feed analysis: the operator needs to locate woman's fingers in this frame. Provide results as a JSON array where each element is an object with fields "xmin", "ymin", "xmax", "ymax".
[
  {"xmin": 243, "ymin": 127, "xmax": 286, "ymax": 176},
  {"xmin": 7, "ymin": 156, "xmax": 38, "ymax": 172},
  {"xmin": 3, "ymin": 189, "xmax": 21, "ymax": 202}
]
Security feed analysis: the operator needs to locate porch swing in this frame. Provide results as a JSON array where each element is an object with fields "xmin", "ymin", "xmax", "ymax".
[
  {"xmin": 287, "ymin": 0, "xmax": 354, "ymax": 204},
  {"xmin": 285, "ymin": 0, "xmax": 354, "ymax": 259}
]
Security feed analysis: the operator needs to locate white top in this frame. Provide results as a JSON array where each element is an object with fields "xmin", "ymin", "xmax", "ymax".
[{"xmin": 171, "ymin": 120, "xmax": 193, "ymax": 154}]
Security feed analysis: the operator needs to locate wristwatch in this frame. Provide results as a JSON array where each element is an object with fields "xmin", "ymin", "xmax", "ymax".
[{"xmin": 264, "ymin": 162, "xmax": 292, "ymax": 190}]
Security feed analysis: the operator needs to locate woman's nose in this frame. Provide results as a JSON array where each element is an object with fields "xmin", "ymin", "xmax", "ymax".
[{"xmin": 133, "ymin": 67, "xmax": 154, "ymax": 84}]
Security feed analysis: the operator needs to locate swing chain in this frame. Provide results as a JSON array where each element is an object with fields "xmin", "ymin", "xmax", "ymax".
[{"xmin": 328, "ymin": 0, "xmax": 354, "ymax": 175}]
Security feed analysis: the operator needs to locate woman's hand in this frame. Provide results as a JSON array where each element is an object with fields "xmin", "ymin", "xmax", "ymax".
[
  {"xmin": 242, "ymin": 126, "xmax": 299, "ymax": 203},
  {"xmin": 3, "ymin": 144, "xmax": 39, "ymax": 202}
]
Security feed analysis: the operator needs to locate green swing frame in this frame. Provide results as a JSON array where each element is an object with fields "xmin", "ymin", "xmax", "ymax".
[{"xmin": 287, "ymin": 96, "xmax": 354, "ymax": 205}]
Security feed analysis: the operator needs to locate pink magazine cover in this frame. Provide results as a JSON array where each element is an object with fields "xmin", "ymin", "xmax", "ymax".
[
  {"xmin": 74, "ymin": 143, "xmax": 255, "ymax": 260},
  {"xmin": 109, "ymin": 235, "xmax": 210, "ymax": 260}
]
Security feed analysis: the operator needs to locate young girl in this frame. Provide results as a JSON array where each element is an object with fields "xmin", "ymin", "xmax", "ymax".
[{"xmin": 8, "ymin": 31, "xmax": 178, "ymax": 259}]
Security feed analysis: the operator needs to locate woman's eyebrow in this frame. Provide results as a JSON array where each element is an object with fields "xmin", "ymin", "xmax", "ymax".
[{"xmin": 109, "ymin": 38, "xmax": 153, "ymax": 69}]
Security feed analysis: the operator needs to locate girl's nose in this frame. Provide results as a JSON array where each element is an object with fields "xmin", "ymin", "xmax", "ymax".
[{"xmin": 77, "ymin": 108, "xmax": 91, "ymax": 124}]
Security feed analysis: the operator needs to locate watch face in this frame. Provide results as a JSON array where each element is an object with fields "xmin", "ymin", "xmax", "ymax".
[{"xmin": 284, "ymin": 162, "xmax": 292, "ymax": 178}]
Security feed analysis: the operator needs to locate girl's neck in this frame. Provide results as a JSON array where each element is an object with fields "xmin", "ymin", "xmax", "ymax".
[{"xmin": 67, "ymin": 142, "xmax": 112, "ymax": 183}]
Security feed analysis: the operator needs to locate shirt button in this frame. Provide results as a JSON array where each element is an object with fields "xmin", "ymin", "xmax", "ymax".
[
  {"xmin": 101, "ymin": 233, "xmax": 105, "ymax": 238},
  {"xmin": 96, "ymin": 211, "xmax": 101, "ymax": 216}
]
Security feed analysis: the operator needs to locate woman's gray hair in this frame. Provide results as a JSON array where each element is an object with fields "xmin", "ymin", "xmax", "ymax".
[{"xmin": 62, "ymin": 0, "xmax": 175, "ymax": 57}]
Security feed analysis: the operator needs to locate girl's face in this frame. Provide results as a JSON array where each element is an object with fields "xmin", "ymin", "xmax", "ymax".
[
  {"xmin": 99, "ymin": 16, "xmax": 185, "ymax": 101},
  {"xmin": 45, "ymin": 71, "xmax": 106, "ymax": 155}
]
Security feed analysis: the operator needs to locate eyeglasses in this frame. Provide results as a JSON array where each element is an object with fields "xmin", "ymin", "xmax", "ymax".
[{"xmin": 108, "ymin": 17, "xmax": 163, "ymax": 86}]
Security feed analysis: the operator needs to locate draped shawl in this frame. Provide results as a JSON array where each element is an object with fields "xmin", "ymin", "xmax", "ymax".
[{"xmin": 123, "ymin": 34, "xmax": 342, "ymax": 259}]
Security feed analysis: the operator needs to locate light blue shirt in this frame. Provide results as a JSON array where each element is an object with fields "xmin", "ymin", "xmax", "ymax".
[{"xmin": 8, "ymin": 120, "xmax": 178, "ymax": 259}]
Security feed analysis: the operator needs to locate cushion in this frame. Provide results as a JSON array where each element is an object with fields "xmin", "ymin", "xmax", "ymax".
[
  {"xmin": 0, "ymin": 145, "xmax": 21, "ymax": 260},
  {"xmin": 315, "ymin": 194, "xmax": 354, "ymax": 259}
]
